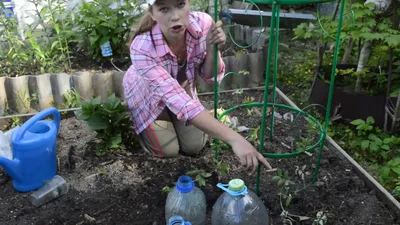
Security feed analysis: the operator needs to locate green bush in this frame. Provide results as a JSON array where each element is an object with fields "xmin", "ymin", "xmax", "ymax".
[
  {"xmin": 74, "ymin": 0, "xmax": 143, "ymax": 60},
  {"xmin": 74, "ymin": 94, "xmax": 135, "ymax": 156}
]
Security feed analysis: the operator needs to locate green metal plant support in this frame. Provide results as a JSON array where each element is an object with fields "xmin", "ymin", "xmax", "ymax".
[{"xmin": 212, "ymin": 0, "xmax": 346, "ymax": 195}]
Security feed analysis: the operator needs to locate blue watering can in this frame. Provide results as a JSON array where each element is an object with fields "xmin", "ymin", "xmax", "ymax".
[{"xmin": 0, "ymin": 107, "xmax": 60, "ymax": 192}]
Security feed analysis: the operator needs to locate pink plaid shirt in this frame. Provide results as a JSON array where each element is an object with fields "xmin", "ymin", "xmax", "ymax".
[{"xmin": 123, "ymin": 11, "xmax": 226, "ymax": 134}]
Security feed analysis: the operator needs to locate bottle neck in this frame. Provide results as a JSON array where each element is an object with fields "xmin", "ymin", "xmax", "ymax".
[
  {"xmin": 217, "ymin": 183, "xmax": 248, "ymax": 196},
  {"xmin": 176, "ymin": 175, "xmax": 194, "ymax": 193},
  {"xmin": 168, "ymin": 216, "xmax": 192, "ymax": 225}
]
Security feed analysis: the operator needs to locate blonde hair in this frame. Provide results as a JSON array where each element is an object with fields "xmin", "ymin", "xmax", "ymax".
[{"xmin": 128, "ymin": 8, "xmax": 156, "ymax": 47}]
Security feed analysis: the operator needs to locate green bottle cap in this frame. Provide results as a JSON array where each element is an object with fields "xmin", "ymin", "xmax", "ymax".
[{"xmin": 228, "ymin": 179, "xmax": 245, "ymax": 191}]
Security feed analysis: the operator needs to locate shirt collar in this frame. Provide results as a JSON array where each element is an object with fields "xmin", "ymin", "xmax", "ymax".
[{"xmin": 151, "ymin": 11, "xmax": 201, "ymax": 58}]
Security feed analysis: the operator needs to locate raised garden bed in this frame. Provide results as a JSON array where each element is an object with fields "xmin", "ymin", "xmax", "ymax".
[{"xmin": 0, "ymin": 89, "xmax": 399, "ymax": 225}]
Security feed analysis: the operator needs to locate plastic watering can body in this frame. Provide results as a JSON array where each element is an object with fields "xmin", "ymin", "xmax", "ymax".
[{"xmin": 0, "ymin": 108, "xmax": 60, "ymax": 192}]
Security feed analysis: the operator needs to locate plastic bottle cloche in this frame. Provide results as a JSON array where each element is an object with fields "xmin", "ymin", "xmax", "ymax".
[
  {"xmin": 211, "ymin": 178, "xmax": 270, "ymax": 225},
  {"xmin": 165, "ymin": 175, "xmax": 206, "ymax": 225}
]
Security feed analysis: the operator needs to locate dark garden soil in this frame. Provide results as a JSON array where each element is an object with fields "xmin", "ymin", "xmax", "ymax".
[{"xmin": 0, "ymin": 89, "xmax": 399, "ymax": 225}]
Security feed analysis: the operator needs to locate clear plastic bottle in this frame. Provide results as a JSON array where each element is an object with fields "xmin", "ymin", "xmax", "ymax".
[
  {"xmin": 29, "ymin": 175, "xmax": 69, "ymax": 207},
  {"xmin": 168, "ymin": 215, "xmax": 192, "ymax": 225},
  {"xmin": 165, "ymin": 175, "xmax": 206, "ymax": 225},
  {"xmin": 211, "ymin": 178, "xmax": 270, "ymax": 225}
]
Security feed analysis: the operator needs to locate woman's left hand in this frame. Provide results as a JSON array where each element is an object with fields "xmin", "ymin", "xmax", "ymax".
[{"xmin": 207, "ymin": 20, "xmax": 226, "ymax": 47}]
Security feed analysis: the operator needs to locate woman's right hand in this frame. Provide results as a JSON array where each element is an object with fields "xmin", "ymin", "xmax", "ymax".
[
  {"xmin": 229, "ymin": 136, "xmax": 272, "ymax": 175},
  {"xmin": 189, "ymin": 110, "xmax": 272, "ymax": 174}
]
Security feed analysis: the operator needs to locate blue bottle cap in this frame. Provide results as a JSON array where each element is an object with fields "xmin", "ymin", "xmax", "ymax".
[
  {"xmin": 176, "ymin": 175, "xmax": 194, "ymax": 193},
  {"xmin": 168, "ymin": 215, "xmax": 192, "ymax": 225}
]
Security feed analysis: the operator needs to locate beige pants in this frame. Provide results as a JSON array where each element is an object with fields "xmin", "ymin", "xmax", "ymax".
[
  {"xmin": 139, "ymin": 108, "xmax": 208, "ymax": 158},
  {"xmin": 139, "ymin": 81, "xmax": 208, "ymax": 158}
]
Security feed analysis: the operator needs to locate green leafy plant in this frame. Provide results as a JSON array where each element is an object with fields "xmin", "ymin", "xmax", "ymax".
[
  {"xmin": 346, "ymin": 117, "xmax": 400, "ymax": 163},
  {"xmin": 161, "ymin": 185, "xmax": 171, "ymax": 194},
  {"xmin": 272, "ymin": 169, "xmax": 296, "ymax": 208},
  {"xmin": 294, "ymin": 2, "xmax": 400, "ymax": 95},
  {"xmin": 10, "ymin": 116, "xmax": 20, "ymax": 129},
  {"xmin": 63, "ymin": 89, "xmax": 82, "ymax": 109},
  {"xmin": 350, "ymin": 116, "xmax": 376, "ymax": 136},
  {"xmin": 295, "ymin": 137, "xmax": 314, "ymax": 152},
  {"xmin": 74, "ymin": 93, "xmax": 133, "ymax": 156},
  {"xmin": 271, "ymin": 167, "xmax": 325, "ymax": 225},
  {"xmin": 312, "ymin": 211, "xmax": 328, "ymax": 225},
  {"xmin": 0, "ymin": 3, "xmax": 30, "ymax": 76},
  {"xmin": 380, "ymin": 158, "xmax": 400, "ymax": 196},
  {"xmin": 211, "ymin": 139, "xmax": 231, "ymax": 151},
  {"xmin": 75, "ymin": 0, "xmax": 142, "ymax": 60},
  {"xmin": 246, "ymin": 126, "xmax": 260, "ymax": 146},
  {"xmin": 0, "ymin": 0, "xmax": 76, "ymax": 76},
  {"xmin": 215, "ymin": 159, "xmax": 230, "ymax": 178},
  {"xmin": 391, "ymin": 177, "xmax": 400, "ymax": 198},
  {"xmin": 186, "ymin": 169, "xmax": 212, "ymax": 187}
]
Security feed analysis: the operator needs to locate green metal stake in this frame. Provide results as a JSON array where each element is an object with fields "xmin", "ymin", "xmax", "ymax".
[
  {"xmin": 313, "ymin": 0, "xmax": 346, "ymax": 182},
  {"xmin": 268, "ymin": 5, "xmax": 280, "ymax": 141},
  {"xmin": 211, "ymin": 0, "xmax": 344, "ymax": 194},
  {"xmin": 256, "ymin": 2, "xmax": 277, "ymax": 195},
  {"xmin": 213, "ymin": 0, "xmax": 220, "ymax": 161},
  {"xmin": 213, "ymin": 0, "xmax": 219, "ymax": 119}
]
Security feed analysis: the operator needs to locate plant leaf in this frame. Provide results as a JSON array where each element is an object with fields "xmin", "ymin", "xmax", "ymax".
[
  {"xmin": 381, "ymin": 145, "xmax": 390, "ymax": 150},
  {"xmin": 383, "ymin": 138, "xmax": 392, "ymax": 144},
  {"xmin": 198, "ymin": 177, "xmax": 205, "ymax": 187},
  {"xmin": 277, "ymin": 168, "xmax": 282, "ymax": 177},
  {"xmin": 271, "ymin": 176, "xmax": 281, "ymax": 183},
  {"xmin": 204, "ymin": 173, "xmax": 212, "ymax": 178},
  {"xmin": 369, "ymin": 143, "xmax": 379, "ymax": 152},
  {"xmin": 392, "ymin": 168, "xmax": 400, "ymax": 175},
  {"xmin": 285, "ymin": 194, "xmax": 292, "ymax": 207},
  {"xmin": 366, "ymin": 117, "xmax": 375, "ymax": 125},
  {"xmin": 361, "ymin": 140, "xmax": 370, "ymax": 149},
  {"xmin": 109, "ymin": 133, "xmax": 122, "ymax": 149},
  {"xmin": 350, "ymin": 119, "xmax": 364, "ymax": 126},
  {"xmin": 87, "ymin": 112, "xmax": 108, "ymax": 130},
  {"xmin": 186, "ymin": 170, "xmax": 198, "ymax": 175}
]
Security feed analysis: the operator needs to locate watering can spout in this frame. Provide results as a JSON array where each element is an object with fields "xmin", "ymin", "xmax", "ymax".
[{"xmin": 0, "ymin": 156, "xmax": 21, "ymax": 181}]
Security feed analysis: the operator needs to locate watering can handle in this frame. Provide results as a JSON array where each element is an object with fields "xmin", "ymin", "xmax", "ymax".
[{"xmin": 13, "ymin": 107, "xmax": 61, "ymax": 142}]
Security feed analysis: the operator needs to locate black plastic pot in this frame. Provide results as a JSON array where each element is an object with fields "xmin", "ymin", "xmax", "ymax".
[{"xmin": 309, "ymin": 64, "xmax": 394, "ymax": 129}]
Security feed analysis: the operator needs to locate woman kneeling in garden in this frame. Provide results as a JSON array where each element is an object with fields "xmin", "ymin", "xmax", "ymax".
[{"xmin": 123, "ymin": 0, "xmax": 272, "ymax": 173}]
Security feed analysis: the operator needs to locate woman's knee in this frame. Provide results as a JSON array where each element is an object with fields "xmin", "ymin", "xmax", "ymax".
[
  {"xmin": 139, "ymin": 120, "xmax": 180, "ymax": 158},
  {"xmin": 179, "ymin": 132, "xmax": 208, "ymax": 155}
]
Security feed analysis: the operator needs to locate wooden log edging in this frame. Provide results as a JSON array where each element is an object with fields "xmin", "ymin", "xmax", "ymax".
[
  {"xmin": 0, "ymin": 71, "xmax": 128, "ymax": 115},
  {"xmin": 0, "ymin": 55, "xmax": 267, "ymax": 115}
]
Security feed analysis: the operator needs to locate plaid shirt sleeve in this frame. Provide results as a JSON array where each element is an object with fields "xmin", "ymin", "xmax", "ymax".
[
  {"xmin": 199, "ymin": 50, "xmax": 225, "ymax": 83},
  {"xmin": 197, "ymin": 13, "xmax": 226, "ymax": 83},
  {"xmin": 130, "ymin": 49, "xmax": 205, "ymax": 122}
]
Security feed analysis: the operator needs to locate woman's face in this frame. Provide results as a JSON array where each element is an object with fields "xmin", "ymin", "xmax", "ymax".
[{"xmin": 150, "ymin": 0, "xmax": 190, "ymax": 42}]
